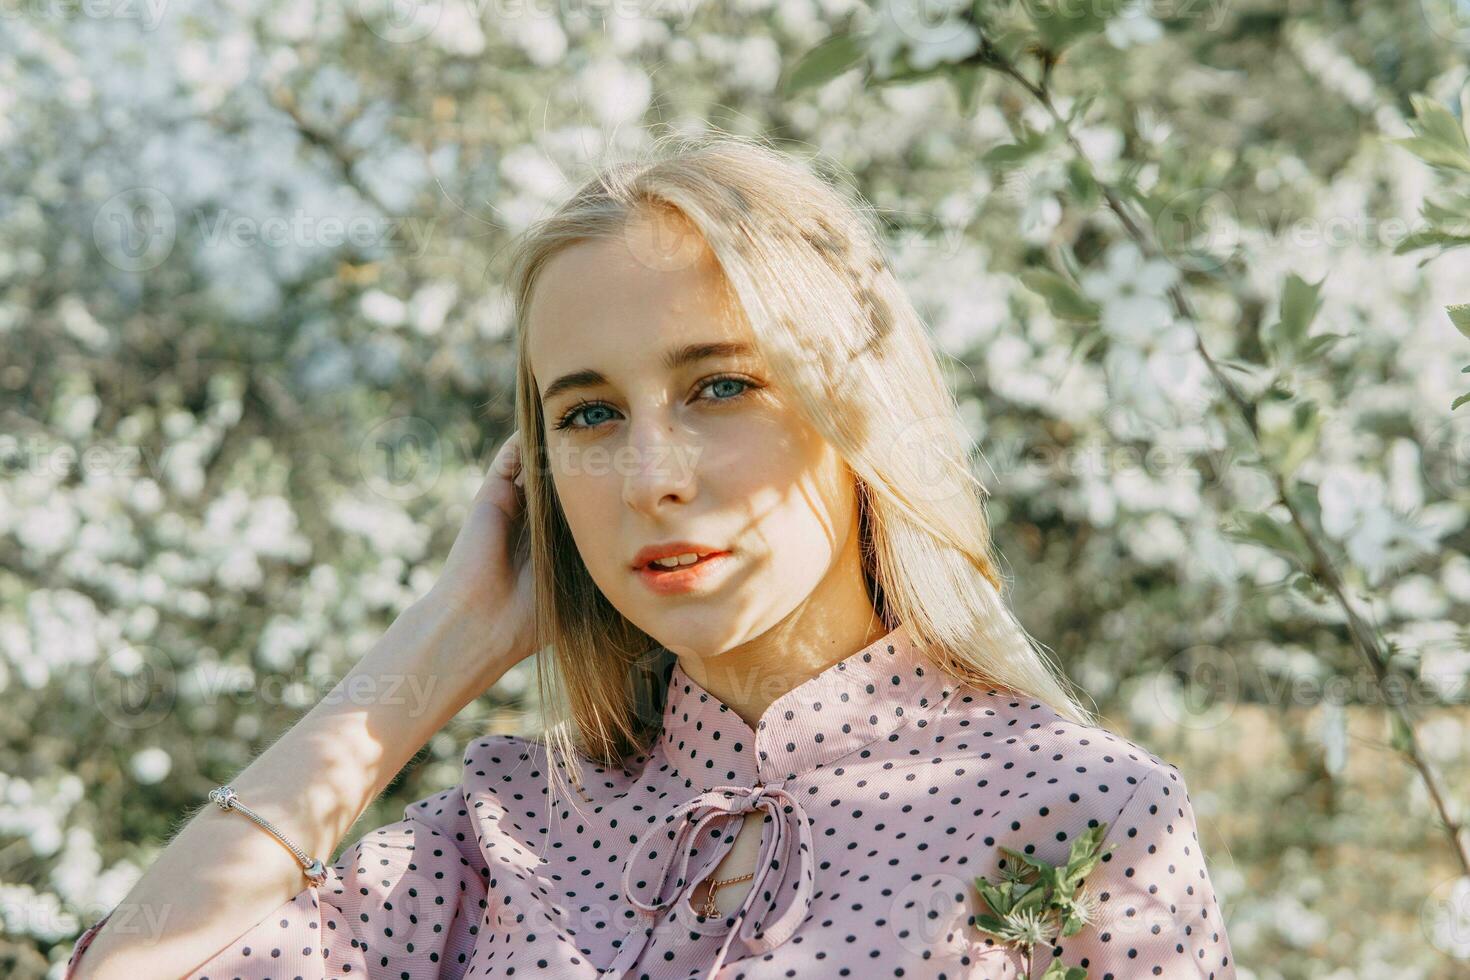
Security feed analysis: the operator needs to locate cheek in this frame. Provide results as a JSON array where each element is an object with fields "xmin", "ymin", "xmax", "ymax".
[
  {"xmin": 739, "ymin": 442, "xmax": 854, "ymax": 570},
  {"xmin": 547, "ymin": 448, "xmax": 621, "ymax": 552}
]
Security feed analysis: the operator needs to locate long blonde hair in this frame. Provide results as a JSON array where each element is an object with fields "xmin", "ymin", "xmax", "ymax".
[{"xmin": 503, "ymin": 129, "xmax": 1096, "ymax": 810}]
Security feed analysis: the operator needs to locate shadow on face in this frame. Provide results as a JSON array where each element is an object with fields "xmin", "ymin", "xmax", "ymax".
[{"xmin": 526, "ymin": 208, "xmax": 867, "ymax": 664}]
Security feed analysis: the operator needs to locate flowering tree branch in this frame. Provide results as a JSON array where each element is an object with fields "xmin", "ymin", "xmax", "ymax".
[
  {"xmin": 962, "ymin": 31, "xmax": 1470, "ymax": 876},
  {"xmin": 970, "ymin": 32, "xmax": 1464, "ymax": 875}
]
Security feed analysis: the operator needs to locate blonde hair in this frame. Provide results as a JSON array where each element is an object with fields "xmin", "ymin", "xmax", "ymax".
[{"xmin": 503, "ymin": 129, "xmax": 1096, "ymax": 812}]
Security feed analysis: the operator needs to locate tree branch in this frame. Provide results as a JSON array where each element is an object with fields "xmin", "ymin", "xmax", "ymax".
[{"xmin": 972, "ymin": 36, "xmax": 1470, "ymax": 874}]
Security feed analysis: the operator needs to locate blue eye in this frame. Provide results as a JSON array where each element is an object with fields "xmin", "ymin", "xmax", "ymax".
[
  {"xmin": 703, "ymin": 376, "xmax": 752, "ymax": 401},
  {"xmin": 552, "ymin": 400, "xmax": 616, "ymax": 431},
  {"xmin": 551, "ymin": 375, "xmax": 760, "ymax": 433}
]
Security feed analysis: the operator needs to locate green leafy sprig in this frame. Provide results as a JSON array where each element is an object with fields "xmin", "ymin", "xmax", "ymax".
[
  {"xmin": 969, "ymin": 822, "xmax": 1115, "ymax": 980},
  {"xmin": 1389, "ymin": 85, "xmax": 1470, "ymax": 410}
]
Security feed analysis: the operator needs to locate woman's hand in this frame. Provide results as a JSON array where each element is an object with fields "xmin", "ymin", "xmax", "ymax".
[{"xmin": 424, "ymin": 429, "xmax": 538, "ymax": 686}]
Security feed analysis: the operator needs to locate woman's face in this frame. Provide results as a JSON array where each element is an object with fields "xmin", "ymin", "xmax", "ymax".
[{"xmin": 526, "ymin": 210, "xmax": 866, "ymax": 661}]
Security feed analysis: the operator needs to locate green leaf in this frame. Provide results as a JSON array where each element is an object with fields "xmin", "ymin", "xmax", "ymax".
[
  {"xmin": 1059, "ymin": 823, "xmax": 1110, "ymax": 886},
  {"xmin": 1040, "ymin": 962, "xmax": 1088, "ymax": 980},
  {"xmin": 1029, "ymin": 0, "xmax": 1127, "ymax": 52},
  {"xmin": 1281, "ymin": 480, "xmax": 1326, "ymax": 546},
  {"xmin": 1070, "ymin": 327, "xmax": 1105, "ymax": 365},
  {"xmin": 1297, "ymin": 333, "xmax": 1347, "ymax": 361},
  {"xmin": 1062, "ymin": 849, "xmax": 1108, "ymax": 890},
  {"xmin": 974, "ymin": 877, "xmax": 1015, "ymax": 916},
  {"xmin": 1393, "ymin": 226, "xmax": 1470, "ymax": 255},
  {"xmin": 1261, "ymin": 398, "xmax": 1321, "ymax": 480},
  {"xmin": 1012, "ymin": 880, "xmax": 1052, "ymax": 914},
  {"xmin": 1390, "ymin": 135, "xmax": 1470, "ymax": 172},
  {"xmin": 970, "ymin": 911, "xmax": 1012, "ymax": 936},
  {"xmin": 782, "ymin": 33, "xmax": 867, "ymax": 96},
  {"xmin": 1280, "ymin": 273, "xmax": 1325, "ymax": 340},
  {"xmin": 1283, "ymin": 401, "xmax": 1322, "ymax": 478},
  {"xmin": 978, "ymin": 18, "xmax": 1036, "ymax": 64},
  {"xmin": 944, "ymin": 62, "xmax": 986, "ymax": 115},
  {"xmin": 1261, "ymin": 273, "xmax": 1328, "ymax": 370},
  {"xmin": 983, "ymin": 138, "xmax": 1046, "ymax": 170},
  {"xmin": 1420, "ymin": 190, "xmax": 1470, "ymax": 229},
  {"xmin": 1448, "ymin": 304, "xmax": 1470, "ymax": 339},
  {"xmin": 1065, "ymin": 94, "xmax": 1098, "ymax": 127},
  {"xmin": 1057, "ymin": 243, "xmax": 1083, "ymax": 282},
  {"xmin": 867, "ymin": 59, "xmax": 944, "ymax": 88},
  {"xmin": 1065, "ymin": 157, "xmax": 1100, "ymax": 210},
  {"xmin": 1019, "ymin": 269, "xmax": 1101, "ymax": 321},
  {"xmin": 1387, "ymin": 712, "xmax": 1415, "ymax": 754},
  {"xmin": 1285, "ymin": 570, "xmax": 1324, "ymax": 600},
  {"xmin": 1217, "ymin": 357, "xmax": 1265, "ymax": 374},
  {"xmin": 1453, "ymin": 391, "xmax": 1470, "ymax": 411},
  {"xmin": 1000, "ymin": 845, "xmax": 1057, "ymax": 875},
  {"xmin": 1391, "ymin": 92, "xmax": 1470, "ymax": 172},
  {"xmin": 974, "ymin": 823, "xmax": 1119, "ymax": 968},
  {"xmin": 1222, "ymin": 511, "xmax": 1312, "ymax": 569},
  {"xmin": 1410, "ymin": 93, "xmax": 1470, "ymax": 156}
]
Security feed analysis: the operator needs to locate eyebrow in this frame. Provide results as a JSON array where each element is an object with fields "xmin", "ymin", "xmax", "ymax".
[{"xmin": 538, "ymin": 341, "xmax": 757, "ymax": 404}]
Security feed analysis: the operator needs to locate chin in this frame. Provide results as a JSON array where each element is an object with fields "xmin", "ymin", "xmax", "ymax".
[{"xmin": 641, "ymin": 616, "xmax": 729, "ymax": 660}]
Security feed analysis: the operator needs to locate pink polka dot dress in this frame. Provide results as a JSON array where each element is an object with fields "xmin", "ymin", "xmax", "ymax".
[{"xmin": 66, "ymin": 621, "xmax": 1236, "ymax": 978}]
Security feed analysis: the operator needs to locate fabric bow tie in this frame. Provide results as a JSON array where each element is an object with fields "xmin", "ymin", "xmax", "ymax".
[{"xmin": 614, "ymin": 781, "xmax": 815, "ymax": 978}]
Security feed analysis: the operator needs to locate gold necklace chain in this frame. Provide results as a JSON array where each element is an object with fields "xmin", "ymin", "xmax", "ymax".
[{"xmin": 697, "ymin": 871, "xmax": 755, "ymax": 918}]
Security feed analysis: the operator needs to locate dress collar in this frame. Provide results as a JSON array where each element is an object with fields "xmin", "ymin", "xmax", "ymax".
[{"xmin": 656, "ymin": 620, "xmax": 949, "ymax": 789}]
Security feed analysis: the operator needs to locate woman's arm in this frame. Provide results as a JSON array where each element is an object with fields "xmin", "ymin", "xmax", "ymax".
[
  {"xmin": 67, "ymin": 430, "xmax": 533, "ymax": 979},
  {"xmin": 67, "ymin": 594, "xmax": 518, "ymax": 980}
]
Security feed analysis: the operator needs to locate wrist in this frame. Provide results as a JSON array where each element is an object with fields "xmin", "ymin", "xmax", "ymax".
[{"xmin": 392, "ymin": 593, "xmax": 519, "ymax": 714}]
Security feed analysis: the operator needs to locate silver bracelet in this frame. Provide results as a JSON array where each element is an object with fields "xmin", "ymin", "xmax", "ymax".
[{"xmin": 208, "ymin": 785, "xmax": 329, "ymax": 886}]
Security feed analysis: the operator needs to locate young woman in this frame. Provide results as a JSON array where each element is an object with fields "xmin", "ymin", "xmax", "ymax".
[{"xmin": 66, "ymin": 134, "xmax": 1235, "ymax": 979}]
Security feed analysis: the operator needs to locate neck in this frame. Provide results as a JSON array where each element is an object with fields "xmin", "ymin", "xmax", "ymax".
[{"xmin": 675, "ymin": 600, "xmax": 888, "ymax": 731}]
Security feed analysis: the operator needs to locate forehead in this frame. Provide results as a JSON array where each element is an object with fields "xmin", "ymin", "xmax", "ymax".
[{"xmin": 526, "ymin": 212, "xmax": 752, "ymax": 382}]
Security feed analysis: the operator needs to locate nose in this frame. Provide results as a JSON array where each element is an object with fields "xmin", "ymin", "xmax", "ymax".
[{"xmin": 620, "ymin": 412, "xmax": 699, "ymax": 515}]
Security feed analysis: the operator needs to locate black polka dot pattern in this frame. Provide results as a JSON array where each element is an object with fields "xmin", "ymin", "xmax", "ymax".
[
  {"xmin": 615, "ymin": 780, "xmax": 814, "ymax": 975},
  {"xmin": 65, "ymin": 621, "xmax": 1236, "ymax": 979}
]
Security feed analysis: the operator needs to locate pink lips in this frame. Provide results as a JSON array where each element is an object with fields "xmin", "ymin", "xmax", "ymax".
[
  {"xmin": 634, "ymin": 551, "xmax": 734, "ymax": 596},
  {"xmin": 630, "ymin": 540, "xmax": 726, "ymax": 569}
]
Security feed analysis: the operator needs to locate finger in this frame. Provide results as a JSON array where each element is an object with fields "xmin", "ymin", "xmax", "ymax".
[
  {"xmin": 489, "ymin": 432, "xmax": 521, "ymax": 480},
  {"xmin": 508, "ymin": 430, "xmax": 526, "ymax": 488}
]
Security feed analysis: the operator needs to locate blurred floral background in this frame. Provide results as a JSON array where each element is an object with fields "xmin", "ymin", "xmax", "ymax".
[{"xmin": 3, "ymin": 0, "xmax": 1470, "ymax": 976}]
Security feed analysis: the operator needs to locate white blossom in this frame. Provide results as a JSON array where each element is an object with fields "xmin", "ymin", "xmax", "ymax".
[
  {"xmin": 1081, "ymin": 240, "xmax": 1180, "ymax": 344},
  {"xmin": 1103, "ymin": 323, "xmax": 1211, "ymax": 427},
  {"xmin": 1106, "ymin": 2, "xmax": 1165, "ymax": 49},
  {"xmin": 1318, "ymin": 466, "xmax": 1441, "ymax": 583},
  {"xmin": 129, "ymin": 747, "xmax": 173, "ymax": 784},
  {"xmin": 577, "ymin": 57, "xmax": 652, "ymax": 127},
  {"xmin": 866, "ymin": 0, "xmax": 980, "ymax": 78}
]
